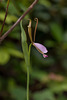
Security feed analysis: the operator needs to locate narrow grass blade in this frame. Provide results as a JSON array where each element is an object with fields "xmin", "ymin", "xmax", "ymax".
[{"xmin": 20, "ymin": 21, "xmax": 30, "ymax": 67}]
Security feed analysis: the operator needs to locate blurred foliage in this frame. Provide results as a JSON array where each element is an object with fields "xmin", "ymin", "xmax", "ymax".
[{"xmin": 0, "ymin": 0, "xmax": 67, "ymax": 100}]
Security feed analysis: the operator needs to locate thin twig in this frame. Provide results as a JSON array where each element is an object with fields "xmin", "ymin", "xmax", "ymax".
[
  {"xmin": 0, "ymin": 0, "xmax": 39, "ymax": 43},
  {"xmin": 0, "ymin": 0, "xmax": 9, "ymax": 36}
]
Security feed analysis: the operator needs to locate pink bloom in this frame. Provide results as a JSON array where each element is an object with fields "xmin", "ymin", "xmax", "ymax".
[
  {"xmin": 28, "ymin": 18, "xmax": 48, "ymax": 58},
  {"xmin": 33, "ymin": 43, "xmax": 48, "ymax": 58}
]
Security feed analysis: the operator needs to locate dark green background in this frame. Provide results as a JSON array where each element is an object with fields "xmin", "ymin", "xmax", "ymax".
[{"xmin": 0, "ymin": 0, "xmax": 67, "ymax": 100}]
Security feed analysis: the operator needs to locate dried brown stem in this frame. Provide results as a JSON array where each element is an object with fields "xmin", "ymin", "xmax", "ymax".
[
  {"xmin": 28, "ymin": 19, "xmax": 33, "ymax": 44},
  {"xmin": 0, "ymin": 0, "xmax": 39, "ymax": 43},
  {"xmin": 0, "ymin": 0, "xmax": 9, "ymax": 36},
  {"xmin": 34, "ymin": 18, "xmax": 38, "ymax": 42}
]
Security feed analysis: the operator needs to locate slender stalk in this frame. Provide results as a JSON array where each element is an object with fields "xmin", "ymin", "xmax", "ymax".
[
  {"xmin": 0, "ymin": 0, "xmax": 39, "ymax": 43},
  {"xmin": 27, "ymin": 66, "xmax": 29, "ymax": 100},
  {"xmin": 27, "ymin": 43, "xmax": 32, "ymax": 100},
  {"xmin": 29, "ymin": 43, "xmax": 32, "ymax": 57}
]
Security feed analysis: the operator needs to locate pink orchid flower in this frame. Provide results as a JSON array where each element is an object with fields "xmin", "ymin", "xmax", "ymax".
[
  {"xmin": 33, "ymin": 43, "xmax": 48, "ymax": 58},
  {"xmin": 28, "ymin": 18, "xmax": 48, "ymax": 58}
]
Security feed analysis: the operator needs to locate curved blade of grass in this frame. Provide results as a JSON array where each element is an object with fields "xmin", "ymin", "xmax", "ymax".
[
  {"xmin": 20, "ymin": 21, "xmax": 30, "ymax": 100},
  {"xmin": 20, "ymin": 21, "xmax": 30, "ymax": 67}
]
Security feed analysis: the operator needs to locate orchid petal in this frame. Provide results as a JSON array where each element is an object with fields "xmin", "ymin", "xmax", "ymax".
[{"xmin": 33, "ymin": 43, "xmax": 48, "ymax": 53}]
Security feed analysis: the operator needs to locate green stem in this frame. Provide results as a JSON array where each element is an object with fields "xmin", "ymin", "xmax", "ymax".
[
  {"xmin": 27, "ymin": 43, "xmax": 32, "ymax": 100},
  {"xmin": 27, "ymin": 66, "xmax": 29, "ymax": 100},
  {"xmin": 29, "ymin": 43, "xmax": 32, "ymax": 60}
]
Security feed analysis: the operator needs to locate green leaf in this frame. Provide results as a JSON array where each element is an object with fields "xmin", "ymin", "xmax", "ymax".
[
  {"xmin": 0, "ymin": 49, "xmax": 10, "ymax": 65},
  {"xmin": 5, "ymin": 48, "xmax": 24, "ymax": 58},
  {"xmin": 50, "ymin": 82, "xmax": 67, "ymax": 93},
  {"xmin": 33, "ymin": 89, "xmax": 55, "ymax": 100},
  {"xmin": 0, "ymin": 12, "xmax": 17, "ymax": 24},
  {"xmin": 8, "ymin": 79, "xmax": 26, "ymax": 100},
  {"xmin": 58, "ymin": 94, "xmax": 67, "ymax": 100},
  {"xmin": 8, "ymin": 2, "xmax": 19, "ymax": 15},
  {"xmin": 10, "ymin": 87, "xmax": 26, "ymax": 100},
  {"xmin": 50, "ymin": 22, "xmax": 63, "ymax": 42},
  {"xmin": 31, "ymin": 70, "xmax": 49, "ymax": 82},
  {"xmin": 39, "ymin": 0, "xmax": 52, "ymax": 8},
  {"xmin": 20, "ymin": 21, "xmax": 30, "ymax": 67}
]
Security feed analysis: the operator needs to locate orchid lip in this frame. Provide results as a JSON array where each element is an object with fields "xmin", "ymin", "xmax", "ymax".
[{"xmin": 43, "ymin": 54, "xmax": 48, "ymax": 58}]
